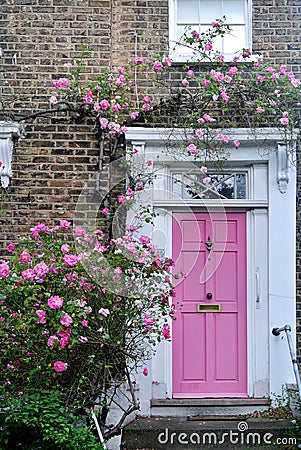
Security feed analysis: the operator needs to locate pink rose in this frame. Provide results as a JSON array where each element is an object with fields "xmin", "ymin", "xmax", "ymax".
[
  {"xmin": 98, "ymin": 308, "xmax": 110, "ymax": 317},
  {"xmin": 162, "ymin": 323, "xmax": 171, "ymax": 339},
  {"xmin": 61, "ymin": 244, "xmax": 70, "ymax": 253},
  {"xmin": 47, "ymin": 335, "xmax": 58, "ymax": 347},
  {"xmin": 63, "ymin": 254, "xmax": 79, "ymax": 267},
  {"xmin": 143, "ymin": 368, "xmax": 149, "ymax": 376},
  {"xmin": 152, "ymin": 60, "xmax": 163, "ymax": 71},
  {"xmin": 0, "ymin": 263, "xmax": 10, "ymax": 279},
  {"xmin": 48, "ymin": 295, "xmax": 63, "ymax": 309},
  {"xmin": 6, "ymin": 242, "xmax": 16, "ymax": 252},
  {"xmin": 53, "ymin": 361, "xmax": 68, "ymax": 372},
  {"xmin": 60, "ymin": 220, "xmax": 71, "ymax": 229},
  {"xmin": 34, "ymin": 261, "xmax": 49, "ymax": 277},
  {"xmin": 60, "ymin": 312, "xmax": 73, "ymax": 327},
  {"xmin": 36, "ymin": 310, "xmax": 46, "ymax": 324},
  {"xmin": 22, "ymin": 269, "xmax": 35, "ymax": 280},
  {"xmin": 139, "ymin": 235, "xmax": 151, "ymax": 244},
  {"xmin": 118, "ymin": 195, "xmax": 126, "ymax": 204},
  {"xmin": 19, "ymin": 253, "xmax": 31, "ymax": 262},
  {"xmin": 186, "ymin": 144, "xmax": 199, "ymax": 155}
]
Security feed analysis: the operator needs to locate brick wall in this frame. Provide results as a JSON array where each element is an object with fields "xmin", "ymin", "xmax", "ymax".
[{"xmin": 1, "ymin": 0, "xmax": 301, "ymax": 354}]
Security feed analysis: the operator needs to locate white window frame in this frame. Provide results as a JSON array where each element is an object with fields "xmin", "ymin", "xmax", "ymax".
[{"xmin": 169, "ymin": 0, "xmax": 252, "ymax": 62}]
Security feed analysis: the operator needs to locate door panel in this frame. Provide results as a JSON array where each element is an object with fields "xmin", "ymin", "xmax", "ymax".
[{"xmin": 172, "ymin": 212, "xmax": 247, "ymax": 398}]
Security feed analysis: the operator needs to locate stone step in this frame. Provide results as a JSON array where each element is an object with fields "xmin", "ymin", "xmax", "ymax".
[
  {"xmin": 121, "ymin": 416, "xmax": 295, "ymax": 450},
  {"xmin": 150, "ymin": 398, "xmax": 270, "ymax": 417}
]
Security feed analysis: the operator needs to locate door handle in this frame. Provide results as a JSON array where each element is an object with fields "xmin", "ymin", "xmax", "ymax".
[{"xmin": 256, "ymin": 267, "xmax": 260, "ymax": 309}]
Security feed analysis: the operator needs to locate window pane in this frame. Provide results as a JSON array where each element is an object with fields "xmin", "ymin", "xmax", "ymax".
[
  {"xmin": 223, "ymin": 25, "xmax": 245, "ymax": 53},
  {"xmin": 177, "ymin": 0, "xmax": 199, "ymax": 24},
  {"xmin": 199, "ymin": 0, "xmax": 222, "ymax": 23},
  {"xmin": 223, "ymin": 0, "xmax": 245, "ymax": 23},
  {"xmin": 236, "ymin": 174, "xmax": 246, "ymax": 199}
]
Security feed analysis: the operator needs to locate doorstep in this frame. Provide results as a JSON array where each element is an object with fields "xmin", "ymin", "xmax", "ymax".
[{"xmin": 150, "ymin": 398, "xmax": 270, "ymax": 417}]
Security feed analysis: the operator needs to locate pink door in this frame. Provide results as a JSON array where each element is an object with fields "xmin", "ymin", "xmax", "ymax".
[{"xmin": 172, "ymin": 212, "xmax": 247, "ymax": 398}]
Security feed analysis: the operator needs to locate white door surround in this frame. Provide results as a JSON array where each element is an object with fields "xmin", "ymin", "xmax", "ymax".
[{"xmin": 125, "ymin": 127, "xmax": 296, "ymax": 415}]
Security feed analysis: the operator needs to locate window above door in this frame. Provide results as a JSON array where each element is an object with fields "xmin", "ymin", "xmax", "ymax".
[{"xmin": 169, "ymin": 0, "xmax": 251, "ymax": 61}]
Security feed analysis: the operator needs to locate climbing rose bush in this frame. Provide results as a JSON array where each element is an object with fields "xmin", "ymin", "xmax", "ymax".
[
  {"xmin": 48, "ymin": 18, "xmax": 300, "ymax": 165},
  {"xmin": 0, "ymin": 220, "xmax": 174, "ymax": 409}
]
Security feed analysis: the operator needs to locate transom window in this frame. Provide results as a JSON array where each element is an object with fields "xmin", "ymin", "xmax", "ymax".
[
  {"xmin": 169, "ymin": 0, "xmax": 251, "ymax": 60},
  {"xmin": 172, "ymin": 171, "xmax": 247, "ymax": 199}
]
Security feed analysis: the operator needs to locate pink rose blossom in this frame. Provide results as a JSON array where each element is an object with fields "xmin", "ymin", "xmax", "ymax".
[
  {"xmin": 195, "ymin": 129, "xmax": 204, "ymax": 139},
  {"xmin": 64, "ymin": 62, "xmax": 73, "ymax": 68},
  {"xmin": 98, "ymin": 308, "xmax": 110, "ymax": 317},
  {"xmin": 135, "ymin": 56, "xmax": 143, "ymax": 64},
  {"xmin": 212, "ymin": 21, "xmax": 221, "ymax": 28},
  {"xmin": 118, "ymin": 195, "xmax": 126, "ymax": 204},
  {"xmin": 216, "ymin": 133, "xmax": 229, "ymax": 144},
  {"xmin": 0, "ymin": 263, "xmax": 10, "ymax": 279},
  {"xmin": 143, "ymin": 96, "xmax": 151, "ymax": 104},
  {"xmin": 22, "ymin": 269, "xmax": 35, "ymax": 280},
  {"xmin": 229, "ymin": 66, "xmax": 238, "ymax": 76},
  {"xmin": 6, "ymin": 243, "xmax": 16, "ymax": 252},
  {"xmin": 75, "ymin": 226, "xmax": 86, "ymax": 237},
  {"xmin": 204, "ymin": 43, "xmax": 213, "ymax": 51},
  {"xmin": 203, "ymin": 177, "xmax": 211, "ymax": 185},
  {"xmin": 256, "ymin": 106, "xmax": 264, "ymax": 114},
  {"xmin": 47, "ymin": 335, "xmax": 58, "ymax": 347},
  {"xmin": 48, "ymin": 295, "xmax": 63, "ymax": 309},
  {"xmin": 53, "ymin": 77, "xmax": 69, "ymax": 89},
  {"xmin": 126, "ymin": 188, "xmax": 134, "ymax": 197},
  {"xmin": 280, "ymin": 117, "xmax": 289, "ymax": 125},
  {"xmin": 203, "ymin": 79, "xmax": 211, "ymax": 86},
  {"xmin": 114, "ymin": 266, "xmax": 123, "ymax": 275},
  {"xmin": 233, "ymin": 140, "xmax": 241, "ymax": 148},
  {"xmin": 186, "ymin": 144, "xmax": 199, "ymax": 155},
  {"xmin": 36, "ymin": 310, "xmax": 46, "ymax": 324},
  {"xmin": 19, "ymin": 253, "xmax": 31, "ymax": 262},
  {"xmin": 53, "ymin": 361, "xmax": 68, "ymax": 372},
  {"xmin": 182, "ymin": 78, "xmax": 189, "ymax": 87},
  {"xmin": 50, "ymin": 96, "xmax": 58, "ymax": 104},
  {"xmin": 61, "ymin": 244, "xmax": 70, "ymax": 253},
  {"xmin": 143, "ymin": 367, "xmax": 149, "ymax": 376},
  {"xmin": 102, "ymin": 207, "xmax": 110, "ymax": 215},
  {"xmin": 60, "ymin": 220, "xmax": 71, "ymax": 229},
  {"xmin": 163, "ymin": 57, "xmax": 172, "ymax": 67},
  {"xmin": 139, "ymin": 235, "xmax": 151, "ymax": 244},
  {"xmin": 34, "ymin": 261, "xmax": 49, "ymax": 277},
  {"xmin": 60, "ymin": 312, "xmax": 73, "ymax": 327},
  {"xmin": 152, "ymin": 60, "xmax": 163, "ymax": 71},
  {"xmin": 143, "ymin": 314, "xmax": 153, "ymax": 325},
  {"xmin": 130, "ymin": 111, "xmax": 139, "ymax": 120},
  {"xmin": 63, "ymin": 254, "xmax": 79, "ymax": 267},
  {"xmin": 280, "ymin": 65, "xmax": 287, "ymax": 76},
  {"xmin": 187, "ymin": 69, "xmax": 195, "ymax": 77},
  {"xmin": 200, "ymin": 166, "xmax": 207, "ymax": 174},
  {"xmin": 81, "ymin": 320, "xmax": 89, "ymax": 327},
  {"xmin": 162, "ymin": 323, "xmax": 171, "ymax": 339}
]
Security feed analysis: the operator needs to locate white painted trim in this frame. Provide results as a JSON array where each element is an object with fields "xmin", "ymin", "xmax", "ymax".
[{"xmin": 125, "ymin": 126, "xmax": 297, "ymax": 408}]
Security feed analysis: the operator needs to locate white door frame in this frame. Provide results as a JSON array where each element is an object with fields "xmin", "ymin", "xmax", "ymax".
[{"xmin": 126, "ymin": 127, "xmax": 296, "ymax": 408}]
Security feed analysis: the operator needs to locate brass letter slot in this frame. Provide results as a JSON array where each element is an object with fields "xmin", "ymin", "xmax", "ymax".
[{"xmin": 197, "ymin": 303, "xmax": 221, "ymax": 313}]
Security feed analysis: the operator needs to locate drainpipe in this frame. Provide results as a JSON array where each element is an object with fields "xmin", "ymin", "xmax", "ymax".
[{"xmin": 272, "ymin": 325, "xmax": 301, "ymax": 402}]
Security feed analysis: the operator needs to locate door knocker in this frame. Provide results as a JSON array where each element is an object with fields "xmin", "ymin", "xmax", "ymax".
[{"xmin": 205, "ymin": 236, "xmax": 214, "ymax": 252}]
